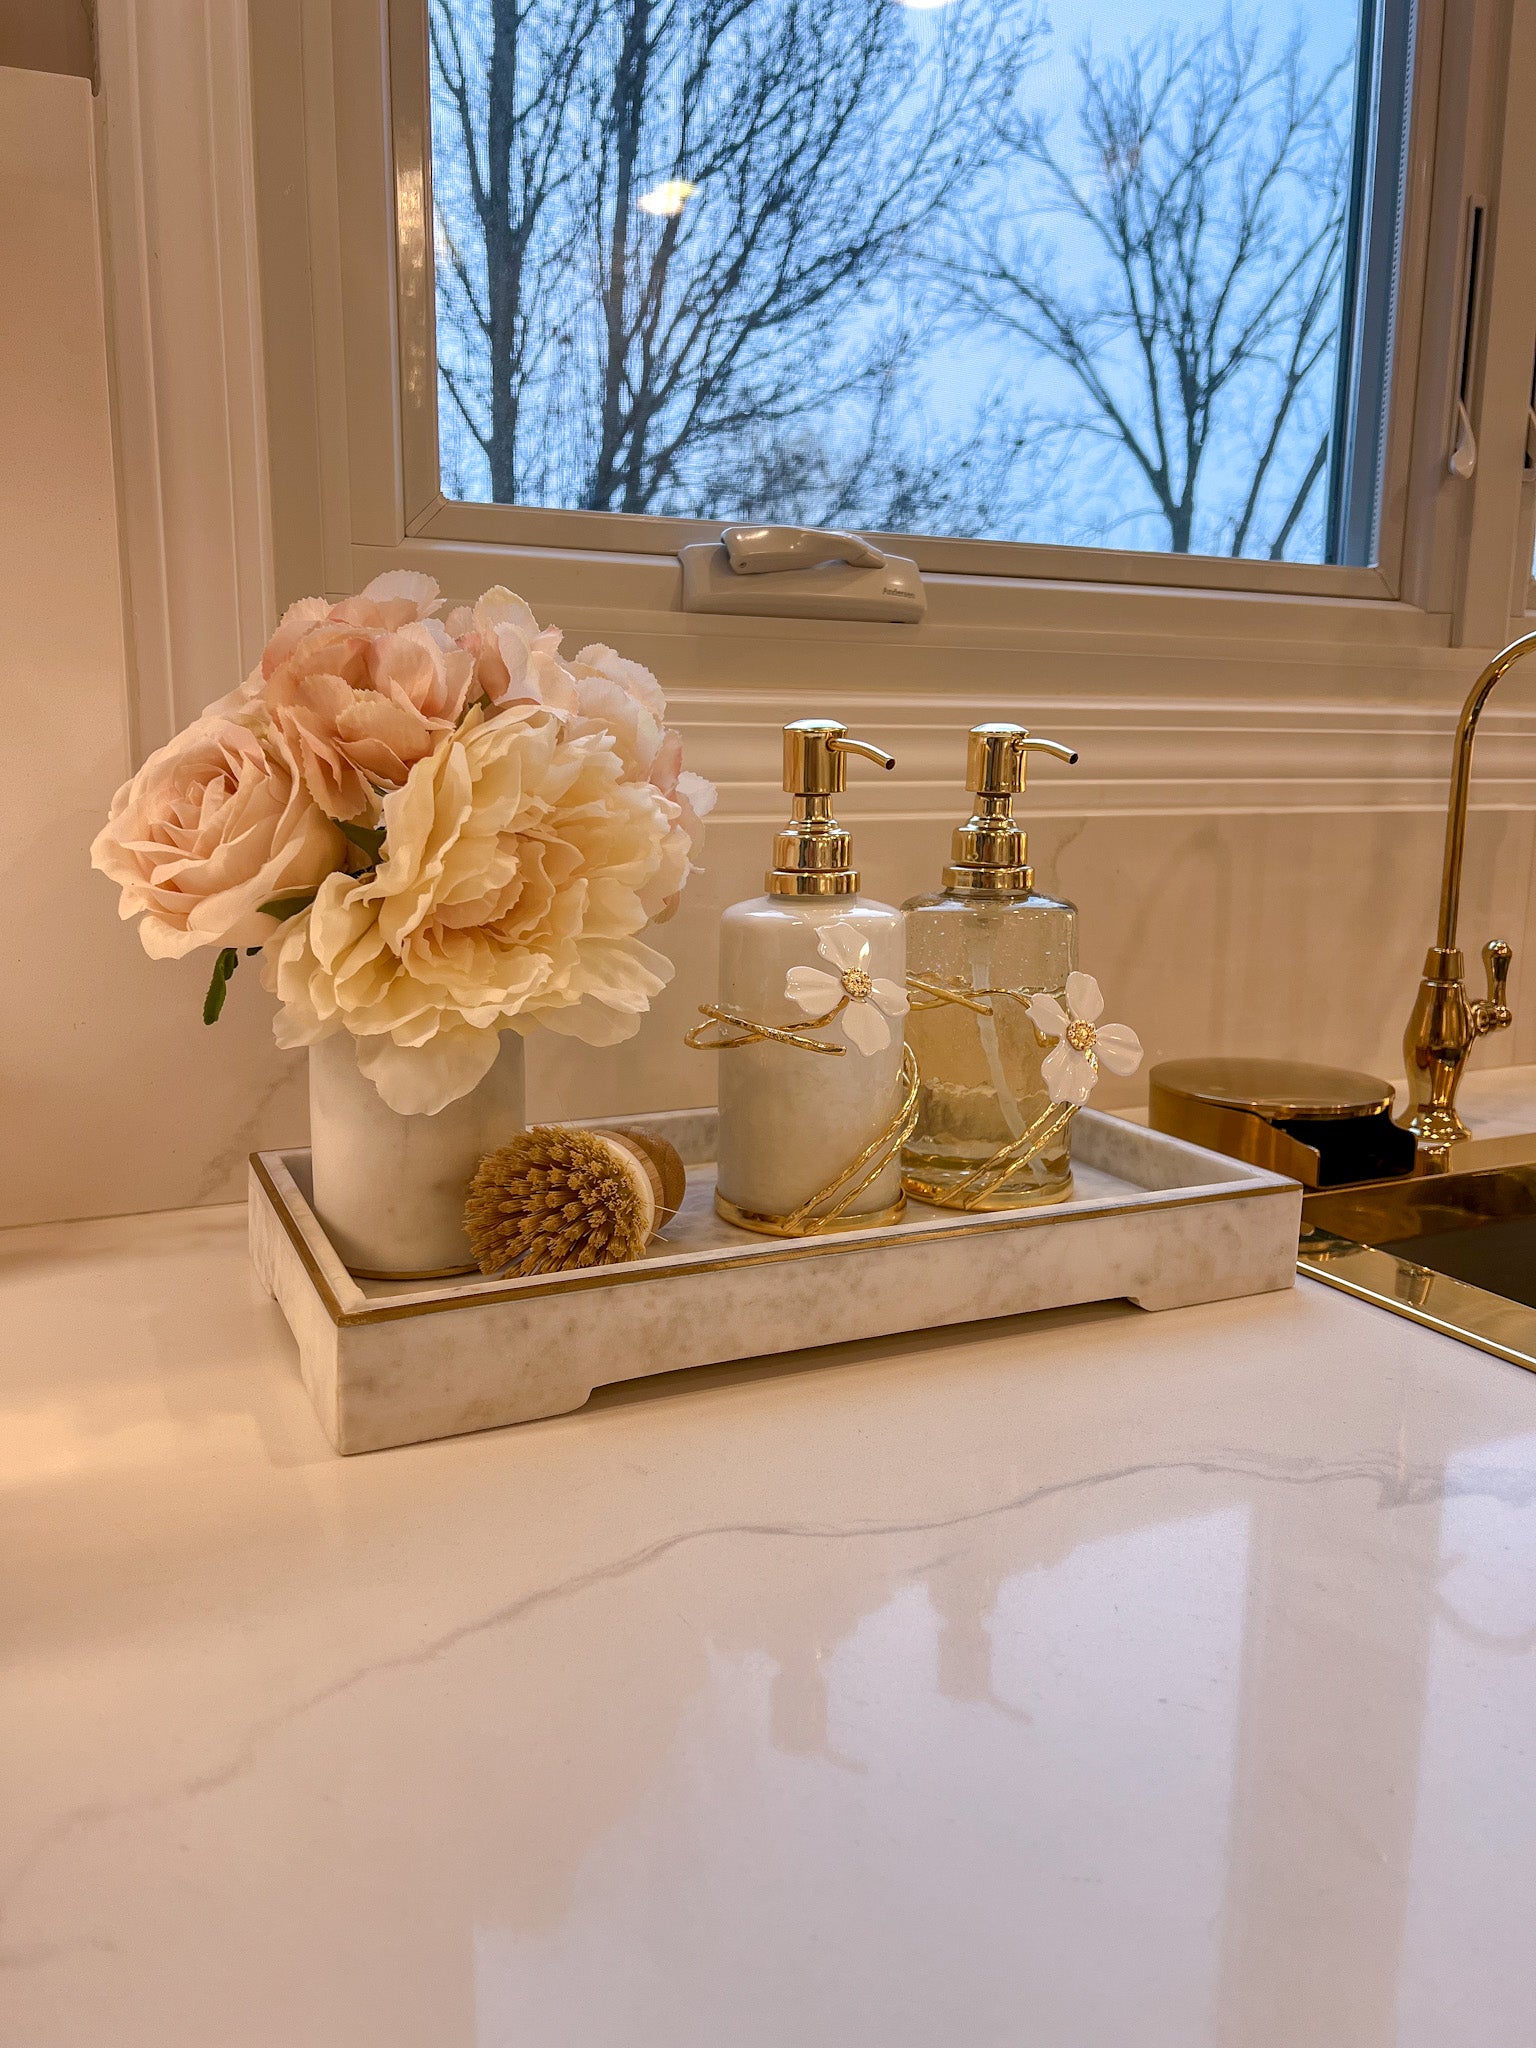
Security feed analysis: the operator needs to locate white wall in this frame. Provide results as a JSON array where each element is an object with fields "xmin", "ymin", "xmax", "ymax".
[
  {"xmin": 1, "ymin": 62, "xmax": 1533, "ymax": 1231},
  {"xmin": 0, "ymin": 66, "xmax": 307, "ymax": 1230}
]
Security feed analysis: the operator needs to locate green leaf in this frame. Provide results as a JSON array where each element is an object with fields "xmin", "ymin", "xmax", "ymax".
[
  {"xmin": 202, "ymin": 946, "xmax": 240, "ymax": 1026},
  {"xmin": 257, "ymin": 889, "xmax": 319, "ymax": 923},
  {"xmin": 337, "ymin": 819, "xmax": 386, "ymax": 861}
]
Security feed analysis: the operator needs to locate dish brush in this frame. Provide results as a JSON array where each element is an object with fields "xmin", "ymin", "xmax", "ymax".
[{"xmin": 464, "ymin": 1126, "xmax": 686, "ymax": 1277}]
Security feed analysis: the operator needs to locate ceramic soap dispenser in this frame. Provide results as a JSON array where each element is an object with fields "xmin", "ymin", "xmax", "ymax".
[
  {"xmin": 903, "ymin": 723, "xmax": 1080, "ymax": 1207},
  {"xmin": 710, "ymin": 719, "xmax": 909, "ymax": 1234}
]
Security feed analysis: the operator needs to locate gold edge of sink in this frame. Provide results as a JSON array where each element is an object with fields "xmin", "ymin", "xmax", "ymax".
[
  {"xmin": 1430, "ymin": 1130, "xmax": 1536, "ymax": 1176},
  {"xmin": 1297, "ymin": 1233, "xmax": 1536, "ymax": 1374}
]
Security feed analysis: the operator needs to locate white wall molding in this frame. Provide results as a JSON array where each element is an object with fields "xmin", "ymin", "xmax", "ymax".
[
  {"xmin": 94, "ymin": 0, "xmax": 273, "ymax": 758},
  {"xmin": 671, "ymin": 686, "xmax": 1536, "ymax": 825}
]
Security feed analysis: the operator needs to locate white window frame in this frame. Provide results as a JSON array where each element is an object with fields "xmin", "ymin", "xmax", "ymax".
[
  {"xmin": 389, "ymin": 0, "xmax": 1409, "ymax": 596},
  {"xmin": 244, "ymin": 0, "xmax": 1536, "ymax": 686}
]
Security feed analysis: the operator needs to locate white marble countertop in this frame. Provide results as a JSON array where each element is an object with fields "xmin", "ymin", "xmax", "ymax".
[{"xmin": 4, "ymin": 1069, "xmax": 1536, "ymax": 2047}]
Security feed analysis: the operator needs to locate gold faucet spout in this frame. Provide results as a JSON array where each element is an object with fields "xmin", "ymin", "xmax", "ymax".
[
  {"xmin": 1434, "ymin": 631, "xmax": 1536, "ymax": 949},
  {"xmin": 1400, "ymin": 631, "xmax": 1532, "ymax": 1150}
]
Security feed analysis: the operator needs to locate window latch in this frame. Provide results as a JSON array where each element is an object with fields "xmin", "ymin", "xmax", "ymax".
[
  {"xmin": 1448, "ymin": 198, "xmax": 1486, "ymax": 481},
  {"xmin": 679, "ymin": 525, "xmax": 926, "ymax": 624},
  {"xmin": 1450, "ymin": 397, "xmax": 1478, "ymax": 481}
]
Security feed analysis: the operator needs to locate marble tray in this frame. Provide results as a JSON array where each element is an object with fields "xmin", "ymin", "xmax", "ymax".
[{"xmin": 249, "ymin": 1109, "xmax": 1301, "ymax": 1454}]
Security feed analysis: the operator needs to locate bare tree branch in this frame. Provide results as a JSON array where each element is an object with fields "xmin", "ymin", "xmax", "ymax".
[
  {"xmin": 945, "ymin": 8, "xmax": 1350, "ymax": 555},
  {"xmin": 430, "ymin": 0, "xmax": 1041, "ymax": 520}
]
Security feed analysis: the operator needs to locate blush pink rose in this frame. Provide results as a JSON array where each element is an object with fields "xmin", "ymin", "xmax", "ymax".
[
  {"xmin": 90, "ymin": 715, "xmax": 345, "ymax": 959},
  {"xmin": 217, "ymin": 571, "xmax": 444, "ymax": 707}
]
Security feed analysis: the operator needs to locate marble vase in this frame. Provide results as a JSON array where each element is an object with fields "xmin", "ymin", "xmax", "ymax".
[{"xmin": 307, "ymin": 1033, "xmax": 526, "ymax": 1277}]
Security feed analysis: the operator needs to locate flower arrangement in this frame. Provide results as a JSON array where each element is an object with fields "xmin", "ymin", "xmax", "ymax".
[{"xmin": 91, "ymin": 574, "xmax": 715, "ymax": 1113}]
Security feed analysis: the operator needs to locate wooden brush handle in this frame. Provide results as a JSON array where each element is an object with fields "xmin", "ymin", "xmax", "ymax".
[{"xmin": 591, "ymin": 1130, "xmax": 686, "ymax": 1231}]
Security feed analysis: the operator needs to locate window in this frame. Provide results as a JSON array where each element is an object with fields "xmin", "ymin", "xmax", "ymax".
[
  {"xmin": 423, "ymin": 0, "xmax": 1410, "ymax": 569},
  {"xmin": 250, "ymin": 0, "xmax": 1536, "ymax": 644}
]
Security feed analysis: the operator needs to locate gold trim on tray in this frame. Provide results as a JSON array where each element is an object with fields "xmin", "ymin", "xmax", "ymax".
[
  {"xmin": 347, "ymin": 1260, "xmax": 479, "ymax": 1281},
  {"xmin": 251, "ymin": 1149, "xmax": 1292, "ymax": 1332},
  {"xmin": 251, "ymin": 1152, "xmax": 349, "ymax": 1324}
]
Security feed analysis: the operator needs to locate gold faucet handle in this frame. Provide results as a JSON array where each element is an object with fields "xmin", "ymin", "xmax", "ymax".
[{"xmin": 1473, "ymin": 939, "xmax": 1513, "ymax": 1034}]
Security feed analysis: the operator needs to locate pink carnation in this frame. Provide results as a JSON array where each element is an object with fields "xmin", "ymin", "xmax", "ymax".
[
  {"xmin": 215, "ymin": 573, "xmax": 473, "ymax": 821},
  {"xmin": 445, "ymin": 591, "xmax": 717, "ymax": 920}
]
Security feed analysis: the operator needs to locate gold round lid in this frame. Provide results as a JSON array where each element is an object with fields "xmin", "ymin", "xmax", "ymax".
[{"xmin": 1149, "ymin": 1057, "xmax": 1394, "ymax": 1123}]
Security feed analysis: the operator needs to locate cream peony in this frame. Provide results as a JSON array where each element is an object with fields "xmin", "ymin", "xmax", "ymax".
[
  {"xmin": 90, "ymin": 714, "xmax": 345, "ymax": 958},
  {"xmin": 265, "ymin": 703, "xmax": 681, "ymax": 1113},
  {"xmin": 447, "ymin": 589, "xmax": 715, "ymax": 920}
]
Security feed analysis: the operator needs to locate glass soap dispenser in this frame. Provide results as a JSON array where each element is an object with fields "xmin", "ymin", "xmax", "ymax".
[
  {"xmin": 712, "ymin": 719, "xmax": 908, "ymax": 1234},
  {"xmin": 903, "ymin": 723, "xmax": 1080, "ymax": 1207}
]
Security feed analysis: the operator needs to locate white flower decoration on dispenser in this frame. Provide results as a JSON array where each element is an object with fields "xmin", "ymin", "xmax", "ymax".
[
  {"xmin": 784, "ymin": 921, "xmax": 910, "ymax": 1056},
  {"xmin": 1026, "ymin": 972, "xmax": 1144, "ymax": 1105}
]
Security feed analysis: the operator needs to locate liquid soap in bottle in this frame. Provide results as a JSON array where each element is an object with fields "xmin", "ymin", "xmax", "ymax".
[
  {"xmin": 713, "ymin": 720, "xmax": 908, "ymax": 1234},
  {"xmin": 903, "ymin": 723, "xmax": 1080, "ymax": 1207}
]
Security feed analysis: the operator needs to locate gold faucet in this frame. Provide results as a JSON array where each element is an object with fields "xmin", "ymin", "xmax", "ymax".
[{"xmin": 1398, "ymin": 631, "xmax": 1528, "ymax": 1148}]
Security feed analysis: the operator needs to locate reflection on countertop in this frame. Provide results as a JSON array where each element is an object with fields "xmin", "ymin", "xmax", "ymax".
[{"xmin": 2, "ymin": 1078, "xmax": 1536, "ymax": 2046}]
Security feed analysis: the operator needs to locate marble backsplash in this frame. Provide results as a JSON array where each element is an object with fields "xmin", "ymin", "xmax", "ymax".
[{"xmin": 8, "ymin": 764, "xmax": 1530, "ymax": 1231}]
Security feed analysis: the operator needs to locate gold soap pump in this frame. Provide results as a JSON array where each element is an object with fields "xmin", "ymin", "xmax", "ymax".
[
  {"xmin": 903, "ymin": 722, "xmax": 1082, "ymax": 1207},
  {"xmin": 943, "ymin": 723, "xmax": 1079, "ymax": 891},
  {"xmin": 769, "ymin": 717, "xmax": 896, "ymax": 895}
]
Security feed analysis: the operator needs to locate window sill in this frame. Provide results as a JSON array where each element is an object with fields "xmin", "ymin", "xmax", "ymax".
[
  {"xmin": 352, "ymin": 534, "xmax": 1458, "ymax": 677},
  {"xmin": 409, "ymin": 497, "xmax": 1396, "ymax": 602}
]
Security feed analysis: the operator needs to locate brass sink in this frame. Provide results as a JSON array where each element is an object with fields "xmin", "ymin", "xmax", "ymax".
[{"xmin": 1300, "ymin": 1160, "xmax": 1536, "ymax": 1372}]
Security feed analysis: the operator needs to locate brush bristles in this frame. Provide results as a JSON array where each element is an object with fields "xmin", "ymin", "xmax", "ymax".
[{"xmin": 464, "ymin": 1127, "xmax": 652, "ymax": 1278}]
